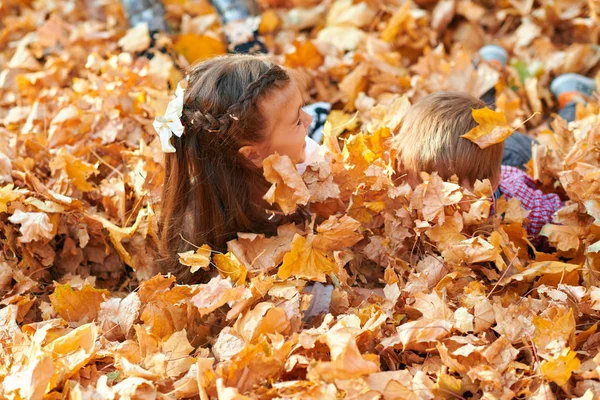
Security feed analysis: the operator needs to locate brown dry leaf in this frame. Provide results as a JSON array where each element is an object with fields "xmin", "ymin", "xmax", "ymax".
[
  {"xmin": 191, "ymin": 275, "xmax": 251, "ymax": 316},
  {"xmin": 442, "ymin": 236, "xmax": 499, "ymax": 265},
  {"xmin": 277, "ymin": 234, "xmax": 339, "ymax": 282},
  {"xmin": 312, "ymin": 326, "xmax": 379, "ymax": 381},
  {"xmin": 49, "ymin": 282, "xmax": 109, "ymax": 323},
  {"xmin": 179, "ymin": 244, "xmax": 212, "ymax": 273},
  {"xmin": 49, "ymin": 148, "xmax": 98, "ymax": 192},
  {"xmin": 540, "ymin": 225, "xmax": 585, "ymax": 252},
  {"xmin": 227, "ymin": 223, "xmax": 300, "ymax": 273},
  {"xmin": 411, "ymin": 173, "xmax": 463, "ymax": 223},
  {"xmin": 314, "ymin": 215, "xmax": 362, "ymax": 251},
  {"xmin": 263, "ymin": 153, "xmax": 311, "ymax": 214}
]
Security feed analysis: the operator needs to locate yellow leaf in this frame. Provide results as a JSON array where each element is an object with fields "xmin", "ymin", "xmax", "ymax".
[
  {"xmin": 174, "ymin": 34, "xmax": 226, "ymax": 64},
  {"xmin": 45, "ymin": 323, "xmax": 98, "ymax": 390},
  {"xmin": 0, "ymin": 184, "xmax": 26, "ymax": 213},
  {"xmin": 49, "ymin": 283, "xmax": 109, "ymax": 323},
  {"xmin": 214, "ymin": 252, "xmax": 247, "ymax": 286},
  {"xmin": 278, "ymin": 234, "xmax": 338, "ymax": 282},
  {"xmin": 533, "ymin": 307, "xmax": 576, "ymax": 352},
  {"xmin": 179, "ymin": 244, "xmax": 212, "ymax": 273},
  {"xmin": 263, "ymin": 154, "xmax": 311, "ymax": 215},
  {"xmin": 49, "ymin": 148, "xmax": 97, "ymax": 192},
  {"xmin": 162, "ymin": 329, "xmax": 195, "ymax": 378},
  {"xmin": 381, "ymin": 1, "xmax": 413, "ymax": 42},
  {"xmin": 460, "ymin": 107, "xmax": 513, "ymax": 149},
  {"xmin": 258, "ymin": 9, "xmax": 280, "ymax": 34},
  {"xmin": 541, "ymin": 349, "xmax": 580, "ymax": 386}
]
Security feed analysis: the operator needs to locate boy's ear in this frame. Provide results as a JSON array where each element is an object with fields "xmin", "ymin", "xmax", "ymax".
[{"xmin": 239, "ymin": 145, "xmax": 264, "ymax": 167}]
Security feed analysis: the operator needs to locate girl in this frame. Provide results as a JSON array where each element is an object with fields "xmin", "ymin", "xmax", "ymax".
[{"xmin": 156, "ymin": 54, "xmax": 314, "ymax": 281}]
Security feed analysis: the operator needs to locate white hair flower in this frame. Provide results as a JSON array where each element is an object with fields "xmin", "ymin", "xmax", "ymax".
[{"xmin": 153, "ymin": 81, "xmax": 186, "ymax": 153}]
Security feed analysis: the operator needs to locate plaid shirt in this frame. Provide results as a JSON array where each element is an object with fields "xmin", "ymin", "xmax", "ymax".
[{"xmin": 498, "ymin": 165, "xmax": 564, "ymax": 238}]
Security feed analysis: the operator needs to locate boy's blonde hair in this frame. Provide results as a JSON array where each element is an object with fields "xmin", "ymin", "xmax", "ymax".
[{"xmin": 392, "ymin": 91, "xmax": 504, "ymax": 187}]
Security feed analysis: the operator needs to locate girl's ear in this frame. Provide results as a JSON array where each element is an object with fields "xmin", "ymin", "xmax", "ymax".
[{"xmin": 239, "ymin": 145, "xmax": 264, "ymax": 167}]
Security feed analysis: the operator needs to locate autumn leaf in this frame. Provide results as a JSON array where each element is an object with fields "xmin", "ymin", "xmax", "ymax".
[
  {"xmin": 411, "ymin": 173, "xmax": 463, "ymax": 223},
  {"xmin": 179, "ymin": 244, "xmax": 212, "ymax": 273},
  {"xmin": 314, "ymin": 215, "xmax": 363, "ymax": 251},
  {"xmin": 174, "ymin": 34, "xmax": 226, "ymax": 64},
  {"xmin": 49, "ymin": 148, "xmax": 98, "ymax": 192},
  {"xmin": 49, "ymin": 283, "xmax": 109, "ymax": 323},
  {"xmin": 44, "ymin": 323, "xmax": 98, "ymax": 389},
  {"xmin": 214, "ymin": 252, "xmax": 248, "ymax": 286},
  {"xmin": 461, "ymin": 107, "xmax": 514, "ymax": 149},
  {"xmin": 284, "ymin": 40, "xmax": 324, "ymax": 69},
  {"xmin": 541, "ymin": 349, "xmax": 580, "ymax": 386},
  {"xmin": 263, "ymin": 154, "xmax": 311, "ymax": 214},
  {"xmin": 191, "ymin": 275, "xmax": 251, "ymax": 316},
  {"xmin": 0, "ymin": 184, "xmax": 27, "ymax": 213},
  {"xmin": 277, "ymin": 234, "xmax": 338, "ymax": 283},
  {"xmin": 8, "ymin": 209, "xmax": 55, "ymax": 243}
]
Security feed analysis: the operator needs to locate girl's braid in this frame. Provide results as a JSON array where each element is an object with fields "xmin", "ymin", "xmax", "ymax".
[{"xmin": 183, "ymin": 65, "xmax": 288, "ymax": 135}]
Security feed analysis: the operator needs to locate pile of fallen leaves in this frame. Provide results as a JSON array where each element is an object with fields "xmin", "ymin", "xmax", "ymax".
[{"xmin": 1, "ymin": 0, "xmax": 600, "ymax": 398}]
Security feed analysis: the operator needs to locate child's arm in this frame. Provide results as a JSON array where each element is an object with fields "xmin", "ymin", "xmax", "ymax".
[{"xmin": 499, "ymin": 166, "xmax": 564, "ymax": 237}]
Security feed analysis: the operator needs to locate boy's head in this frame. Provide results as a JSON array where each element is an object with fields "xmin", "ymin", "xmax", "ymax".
[{"xmin": 392, "ymin": 91, "xmax": 504, "ymax": 190}]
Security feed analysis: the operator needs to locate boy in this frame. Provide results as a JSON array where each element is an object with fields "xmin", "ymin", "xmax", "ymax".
[{"xmin": 392, "ymin": 91, "xmax": 563, "ymax": 239}]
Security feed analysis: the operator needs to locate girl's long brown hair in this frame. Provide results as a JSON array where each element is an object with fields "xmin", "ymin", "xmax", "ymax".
[{"xmin": 157, "ymin": 54, "xmax": 292, "ymax": 282}]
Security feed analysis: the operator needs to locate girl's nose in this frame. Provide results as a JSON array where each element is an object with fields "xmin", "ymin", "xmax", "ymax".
[{"xmin": 301, "ymin": 110, "xmax": 313, "ymax": 127}]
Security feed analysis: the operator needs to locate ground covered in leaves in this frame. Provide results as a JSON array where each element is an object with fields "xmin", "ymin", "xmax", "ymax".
[{"xmin": 1, "ymin": 0, "xmax": 600, "ymax": 399}]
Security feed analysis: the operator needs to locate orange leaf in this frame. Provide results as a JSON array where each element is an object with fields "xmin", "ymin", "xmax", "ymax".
[
  {"xmin": 49, "ymin": 283, "xmax": 109, "ymax": 323},
  {"xmin": 174, "ymin": 34, "xmax": 226, "ymax": 64},
  {"xmin": 460, "ymin": 107, "xmax": 513, "ymax": 149},
  {"xmin": 277, "ymin": 234, "xmax": 338, "ymax": 282}
]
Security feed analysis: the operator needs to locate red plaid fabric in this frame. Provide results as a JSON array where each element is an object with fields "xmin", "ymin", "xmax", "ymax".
[{"xmin": 499, "ymin": 165, "xmax": 564, "ymax": 237}]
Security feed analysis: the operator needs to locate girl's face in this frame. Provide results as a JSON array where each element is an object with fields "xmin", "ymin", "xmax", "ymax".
[{"xmin": 240, "ymin": 80, "xmax": 313, "ymax": 166}]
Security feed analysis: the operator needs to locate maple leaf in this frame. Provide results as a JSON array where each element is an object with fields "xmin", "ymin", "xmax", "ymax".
[
  {"xmin": 175, "ymin": 34, "xmax": 226, "ymax": 64},
  {"xmin": 49, "ymin": 282, "xmax": 109, "ymax": 323},
  {"xmin": 285, "ymin": 40, "xmax": 324, "ymax": 69},
  {"xmin": 0, "ymin": 184, "xmax": 27, "ymax": 213},
  {"xmin": 540, "ymin": 225, "xmax": 585, "ymax": 252},
  {"xmin": 49, "ymin": 148, "xmax": 98, "ymax": 192},
  {"xmin": 214, "ymin": 252, "xmax": 247, "ymax": 286},
  {"xmin": 541, "ymin": 348, "xmax": 580, "ymax": 386},
  {"xmin": 313, "ymin": 326, "xmax": 379, "ymax": 381},
  {"xmin": 191, "ymin": 275, "xmax": 251, "ymax": 317},
  {"xmin": 314, "ymin": 215, "xmax": 362, "ymax": 251},
  {"xmin": 263, "ymin": 153, "xmax": 311, "ymax": 214},
  {"xmin": 179, "ymin": 244, "xmax": 212, "ymax": 273},
  {"xmin": 98, "ymin": 292, "xmax": 141, "ymax": 340},
  {"xmin": 8, "ymin": 209, "xmax": 55, "ymax": 243},
  {"xmin": 44, "ymin": 323, "xmax": 98, "ymax": 390},
  {"xmin": 411, "ymin": 173, "xmax": 463, "ymax": 223},
  {"xmin": 277, "ymin": 234, "xmax": 339, "ymax": 283},
  {"xmin": 227, "ymin": 223, "xmax": 300, "ymax": 273},
  {"xmin": 460, "ymin": 107, "xmax": 514, "ymax": 149},
  {"xmin": 162, "ymin": 329, "xmax": 195, "ymax": 378}
]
